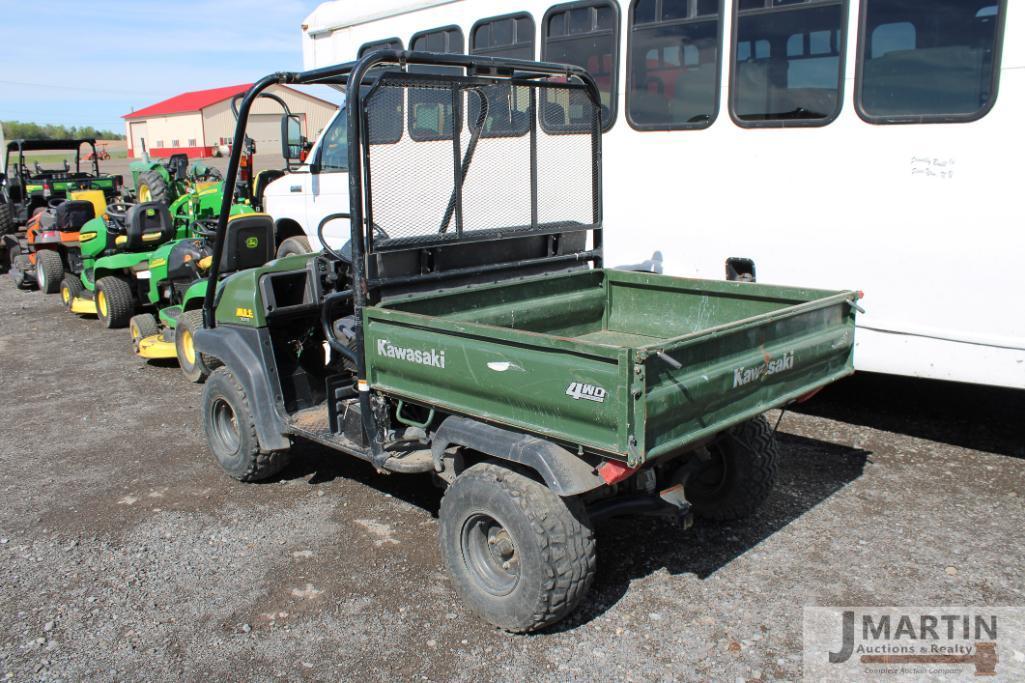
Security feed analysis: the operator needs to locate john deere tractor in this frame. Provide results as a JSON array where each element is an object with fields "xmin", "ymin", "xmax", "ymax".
[{"xmin": 130, "ymin": 154, "xmax": 222, "ymax": 205}]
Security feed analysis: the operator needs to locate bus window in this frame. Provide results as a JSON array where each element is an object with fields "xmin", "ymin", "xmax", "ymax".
[
  {"xmin": 409, "ymin": 26, "xmax": 466, "ymax": 142},
  {"xmin": 470, "ymin": 13, "xmax": 537, "ymax": 138},
  {"xmin": 627, "ymin": 0, "xmax": 722, "ymax": 130},
  {"xmin": 542, "ymin": 1, "xmax": 621, "ymax": 131},
  {"xmin": 358, "ymin": 37, "xmax": 403, "ymax": 57},
  {"xmin": 730, "ymin": 0, "xmax": 847, "ymax": 127},
  {"xmin": 857, "ymin": 0, "xmax": 1005, "ymax": 122},
  {"xmin": 471, "ymin": 12, "xmax": 535, "ymax": 59}
]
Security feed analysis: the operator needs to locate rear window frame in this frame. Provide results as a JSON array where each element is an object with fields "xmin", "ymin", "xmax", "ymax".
[
  {"xmin": 626, "ymin": 0, "xmax": 726, "ymax": 132},
  {"xmin": 853, "ymin": 0, "xmax": 1008, "ymax": 125},
  {"xmin": 727, "ymin": 0, "xmax": 850, "ymax": 129},
  {"xmin": 541, "ymin": 0, "xmax": 623, "ymax": 133}
]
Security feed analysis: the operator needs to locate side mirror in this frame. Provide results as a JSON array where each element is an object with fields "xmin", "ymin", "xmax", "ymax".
[{"xmin": 281, "ymin": 115, "xmax": 304, "ymax": 162}]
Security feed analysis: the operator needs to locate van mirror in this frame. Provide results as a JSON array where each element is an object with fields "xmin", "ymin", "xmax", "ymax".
[{"xmin": 281, "ymin": 115, "xmax": 304, "ymax": 162}]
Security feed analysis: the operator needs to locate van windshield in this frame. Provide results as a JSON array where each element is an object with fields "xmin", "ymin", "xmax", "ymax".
[{"xmin": 318, "ymin": 109, "xmax": 348, "ymax": 171}]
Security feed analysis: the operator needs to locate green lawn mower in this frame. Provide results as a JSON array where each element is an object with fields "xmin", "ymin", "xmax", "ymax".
[
  {"xmin": 64, "ymin": 200, "xmax": 181, "ymax": 327},
  {"xmin": 128, "ymin": 209, "xmax": 268, "ymax": 382}
]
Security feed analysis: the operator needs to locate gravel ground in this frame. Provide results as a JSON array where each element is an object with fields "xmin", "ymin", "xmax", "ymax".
[{"xmin": 0, "ymin": 276, "xmax": 1022, "ymax": 682}]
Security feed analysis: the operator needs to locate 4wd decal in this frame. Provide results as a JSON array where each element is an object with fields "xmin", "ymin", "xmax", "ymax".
[
  {"xmin": 733, "ymin": 351, "xmax": 795, "ymax": 388},
  {"xmin": 377, "ymin": 339, "xmax": 446, "ymax": 369},
  {"xmin": 566, "ymin": 382, "xmax": 607, "ymax": 403}
]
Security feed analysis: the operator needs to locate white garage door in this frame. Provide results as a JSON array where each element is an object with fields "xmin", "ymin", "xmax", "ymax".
[{"xmin": 247, "ymin": 114, "xmax": 286, "ymax": 149}]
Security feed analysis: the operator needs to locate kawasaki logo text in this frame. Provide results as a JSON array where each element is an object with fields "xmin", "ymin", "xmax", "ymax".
[
  {"xmin": 733, "ymin": 351, "xmax": 795, "ymax": 388},
  {"xmin": 376, "ymin": 339, "xmax": 446, "ymax": 369}
]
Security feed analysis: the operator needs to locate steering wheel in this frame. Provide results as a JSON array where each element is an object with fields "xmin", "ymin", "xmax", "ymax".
[
  {"xmin": 372, "ymin": 222, "xmax": 389, "ymax": 241},
  {"xmin": 47, "ymin": 198, "xmax": 67, "ymax": 210},
  {"xmin": 105, "ymin": 201, "xmax": 131, "ymax": 229},
  {"xmin": 191, "ymin": 219, "xmax": 219, "ymax": 239}
]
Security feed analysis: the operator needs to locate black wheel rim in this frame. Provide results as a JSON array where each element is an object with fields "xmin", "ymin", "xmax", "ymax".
[
  {"xmin": 210, "ymin": 397, "xmax": 240, "ymax": 455},
  {"xmin": 460, "ymin": 513, "xmax": 519, "ymax": 596},
  {"xmin": 691, "ymin": 446, "xmax": 729, "ymax": 499}
]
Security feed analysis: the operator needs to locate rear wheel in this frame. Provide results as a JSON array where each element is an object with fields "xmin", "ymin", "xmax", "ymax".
[
  {"xmin": 439, "ymin": 463, "xmax": 596, "ymax": 633},
  {"xmin": 35, "ymin": 250, "xmax": 64, "ymax": 294},
  {"xmin": 60, "ymin": 275, "xmax": 83, "ymax": 311},
  {"xmin": 8, "ymin": 244, "xmax": 32, "ymax": 289},
  {"xmin": 95, "ymin": 276, "xmax": 134, "ymax": 328},
  {"xmin": 202, "ymin": 367, "xmax": 291, "ymax": 482},
  {"xmin": 685, "ymin": 415, "xmax": 779, "ymax": 521},
  {"xmin": 276, "ymin": 236, "xmax": 311, "ymax": 258},
  {"xmin": 0, "ymin": 203, "xmax": 13, "ymax": 236},
  {"xmin": 137, "ymin": 170, "xmax": 168, "ymax": 204},
  {"xmin": 129, "ymin": 313, "xmax": 160, "ymax": 354},
  {"xmin": 176, "ymin": 310, "xmax": 213, "ymax": 383}
]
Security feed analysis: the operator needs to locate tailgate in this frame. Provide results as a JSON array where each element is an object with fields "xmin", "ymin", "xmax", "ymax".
[{"xmin": 636, "ymin": 291, "xmax": 857, "ymax": 461}]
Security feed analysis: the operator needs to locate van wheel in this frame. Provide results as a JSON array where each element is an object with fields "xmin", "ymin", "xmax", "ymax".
[
  {"xmin": 685, "ymin": 415, "xmax": 779, "ymax": 521},
  {"xmin": 60, "ymin": 275, "xmax": 83, "ymax": 311},
  {"xmin": 35, "ymin": 250, "xmax": 64, "ymax": 293},
  {"xmin": 176, "ymin": 310, "xmax": 215, "ymax": 383},
  {"xmin": 439, "ymin": 463, "xmax": 596, "ymax": 633},
  {"xmin": 276, "ymin": 236, "xmax": 311, "ymax": 258},
  {"xmin": 202, "ymin": 367, "xmax": 291, "ymax": 482}
]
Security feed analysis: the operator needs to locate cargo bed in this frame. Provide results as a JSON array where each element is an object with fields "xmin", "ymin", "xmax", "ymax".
[{"xmin": 365, "ymin": 268, "xmax": 858, "ymax": 465}]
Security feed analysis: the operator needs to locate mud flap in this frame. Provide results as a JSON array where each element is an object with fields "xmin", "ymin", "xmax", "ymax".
[
  {"xmin": 430, "ymin": 416, "xmax": 605, "ymax": 497},
  {"xmin": 193, "ymin": 324, "xmax": 291, "ymax": 452}
]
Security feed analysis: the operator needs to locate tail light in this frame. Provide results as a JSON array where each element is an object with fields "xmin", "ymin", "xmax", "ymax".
[{"xmin": 239, "ymin": 154, "xmax": 252, "ymax": 183}]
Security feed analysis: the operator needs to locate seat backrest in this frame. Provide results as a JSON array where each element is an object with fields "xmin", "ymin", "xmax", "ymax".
[
  {"xmin": 55, "ymin": 200, "xmax": 95, "ymax": 231},
  {"xmin": 124, "ymin": 201, "xmax": 175, "ymax": 251},
  {"xmin": 167, "ymin": 154, "xmax": 189, "ymax": 182},
  {"xmin": 252, "ymin": 170, "xmax": 285, "ymax": 211},
  {"xmin": 862, "ymin": 47, "xmax": 985, "ymax": 116},
  {"xmin": 734, "ymin": 61, "xmax": 771, "ymax": 119},
  {"xmin": 669, "ymin": 63, "xmax": 718, "ymax": 123},
  {"xmin": 221, "ymin": 214, "xmax": 274, "ymax": 273}
]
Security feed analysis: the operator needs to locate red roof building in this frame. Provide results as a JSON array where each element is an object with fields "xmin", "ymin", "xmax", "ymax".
[{"xmin": 122, "ymin": 84, "xmax": 338, "ymax": 159}]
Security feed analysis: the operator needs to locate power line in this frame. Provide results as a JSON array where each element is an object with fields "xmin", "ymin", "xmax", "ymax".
[{"xmin": 0, "ymin": 79, "xmax": 164, "ymax": 97}]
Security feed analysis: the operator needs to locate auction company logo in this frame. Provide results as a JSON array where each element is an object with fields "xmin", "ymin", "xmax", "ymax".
[{"xmin": 803, "ymin": 607, "xmax": 1025, "ymax": 681}]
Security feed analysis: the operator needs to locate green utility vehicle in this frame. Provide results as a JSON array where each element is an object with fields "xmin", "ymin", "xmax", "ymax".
[
  {"xmin": 64, "ymin": 200, "xmax": 182, "ymax": 327},
  {"xmin": 192, "ymin": 53, "xmax": 860, "ymax": 632}
]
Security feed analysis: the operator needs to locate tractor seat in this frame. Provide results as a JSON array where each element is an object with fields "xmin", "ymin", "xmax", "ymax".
[
  {"xmin": 166, "ymin": 239, "xmax": 208, "ymax": 282},
  {"xmin": 113, "ymin": 202, "xmax": 175, "ymax": 252},
  {"xmin": 55, "ymin": 200, "xmax": 96, "ymax": 231},
  {"xmin": 219, "ymin": 214, "xmax": 274, "ymax": 274}
]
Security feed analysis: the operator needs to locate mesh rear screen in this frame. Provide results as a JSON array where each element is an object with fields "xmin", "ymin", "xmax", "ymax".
[{"xmin": 362, "ymin": 74, "xmax": 600, "ymax": 252}]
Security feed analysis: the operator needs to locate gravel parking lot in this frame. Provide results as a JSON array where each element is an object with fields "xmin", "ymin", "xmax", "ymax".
[{"xmin": 0, "ymin": 275, "xmax": 1022, "ymax": 681}]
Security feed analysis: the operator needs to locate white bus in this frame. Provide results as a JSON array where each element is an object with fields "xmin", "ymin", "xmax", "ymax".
[{"xmin": 289, "ymin": 0, "xmax": 1022, "ymax": 389}]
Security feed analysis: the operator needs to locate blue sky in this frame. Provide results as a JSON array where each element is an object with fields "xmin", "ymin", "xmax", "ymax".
[{"xmin": 0, "ymin": 0, "xmax": 326, "ymax": 132}]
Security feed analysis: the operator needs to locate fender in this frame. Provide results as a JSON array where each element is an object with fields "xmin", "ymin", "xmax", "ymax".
[
  {"xmin": 430, "ymin": 416, "xmax": 605, "ymax": 497},
  {"xmin": 193, "ymin": 324, "xmax": 291, "ymax": 452}
]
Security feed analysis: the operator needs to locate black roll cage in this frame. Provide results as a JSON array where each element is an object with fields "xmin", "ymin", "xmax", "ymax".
[
  {"xmin": 5, "ymin": 138, "xmax": 101, "ymax": 180},
  {"xmin": 202, "ymin": 51, "xmax": 603, "ymax": 465}
]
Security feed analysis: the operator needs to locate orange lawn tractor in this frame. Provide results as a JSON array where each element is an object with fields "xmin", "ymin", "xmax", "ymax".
[{"xmin": 7, "ymin": 191, "xmax": 106, "ymax": 293}]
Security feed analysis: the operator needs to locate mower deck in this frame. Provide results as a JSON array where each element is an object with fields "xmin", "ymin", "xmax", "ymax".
[{"xmin": 136, "ymin": 332, "xmax": 177, "ymax": 360}]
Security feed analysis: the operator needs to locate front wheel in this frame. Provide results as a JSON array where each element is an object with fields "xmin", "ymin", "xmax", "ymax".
[
  {"xmin": 35, "ymin": 250, "xmax": 64, "ymax": 294},
  {"xmin": 439, "ymin": 463, "xmax": 596, "ymax": 633},
  {"xmin": 202, "ymin": 367, "xmax": 291, "ymax": 482},
  {"xmin": 129, "ymin": 313, "xmax": 160, "ymax": 353},
  {"xmin": 175, "ymin": 310, "xmax": 214, "ymax": 383},
  {"xmin": 685, "ymin": 415, "xmax": 779, "ymax": 521},
  {"xmin": 276, "ymin": 236, "xmax": 311, "ymax": 258},
  {"xmin": 60, "ymin": 275, "xmax": 83, "ymax": 311},
  {"xmin": 95, "ymin": 276, "xmax": 134, "ymax": 328}
]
